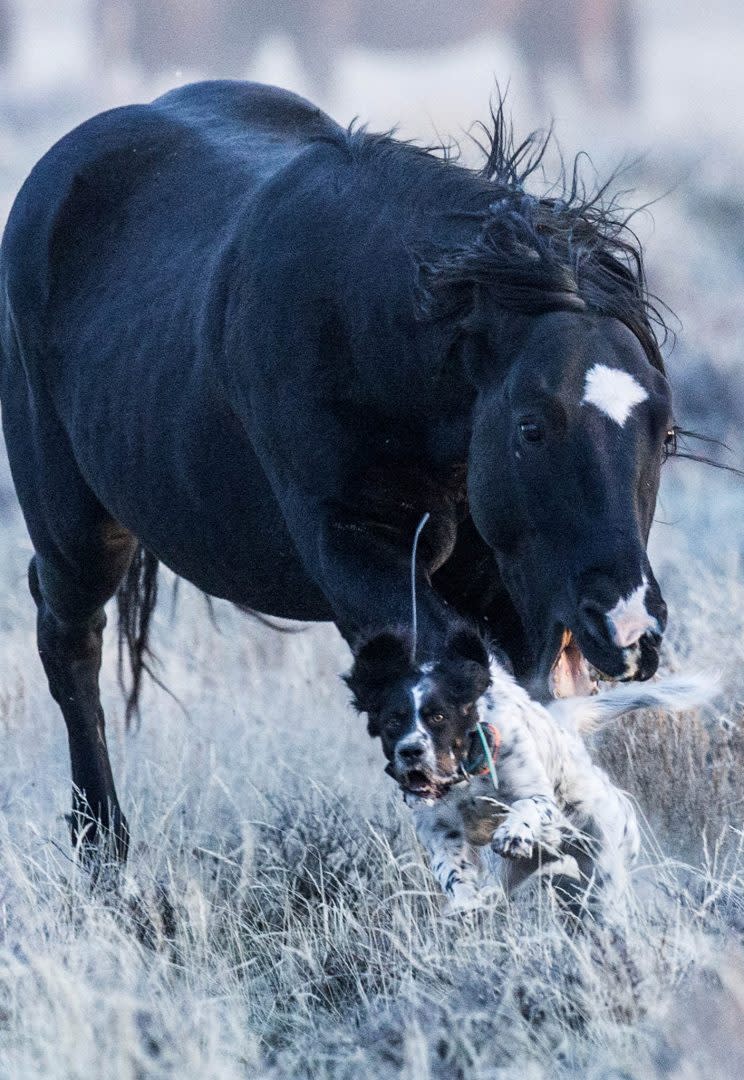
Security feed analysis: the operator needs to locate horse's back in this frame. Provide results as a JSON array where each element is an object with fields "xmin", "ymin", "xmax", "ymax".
[
  {"xmin": 0, "ymin": 81, "xmax": 338, "ymax": 335},
  {"xmin": 0, "ymin": 79, "xmax": 341, "ymax": 458}
]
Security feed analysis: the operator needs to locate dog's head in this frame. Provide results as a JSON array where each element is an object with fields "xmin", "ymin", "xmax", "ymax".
[{"xmin": 344, "ymin": 624, "xmax": 492, "ymax": 799}]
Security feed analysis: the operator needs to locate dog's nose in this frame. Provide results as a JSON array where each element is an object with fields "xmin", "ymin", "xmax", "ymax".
[{"xmin": 398, "ymin": 743, "xmax": 424, "ymax": 763}]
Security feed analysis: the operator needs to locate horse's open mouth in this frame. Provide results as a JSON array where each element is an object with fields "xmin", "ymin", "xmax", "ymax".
[
  {"xmin": 549, "ymin": 629, "xmax": 601, "ymax": 698},
  {"xmin": 550, "ymin": 624, "xmax": 662, "ymax": 697}
]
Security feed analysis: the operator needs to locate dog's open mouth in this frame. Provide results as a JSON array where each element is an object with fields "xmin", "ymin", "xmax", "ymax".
[
  {"xmin": 550, "ymin": 629, "xmax": 601, "ymax": 698},
  {"xmin": 401, "ymin": 769, "xmax": 450, "ymax": 800}
]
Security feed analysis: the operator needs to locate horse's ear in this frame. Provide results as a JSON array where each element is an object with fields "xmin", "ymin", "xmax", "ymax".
[
  {"xmin": 343, "ymin": 629, "xmax": 413, "ymax": 715},
  {"xmin": 442, "ymin": 624, "xmax": 492, "ymax": 700}
]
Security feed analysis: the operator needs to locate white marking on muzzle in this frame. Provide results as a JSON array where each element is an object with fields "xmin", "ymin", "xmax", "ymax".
[
  {"xmin": 395, "ymin": 726, "xmax": 437, "ymax": 773},
  {"xmin": 606, "ymin": 577, "xmax": 659, "ymax": 648},
  {"xmin": 582, "ymin": 363, "xmax": 648, "ymax": 426}
]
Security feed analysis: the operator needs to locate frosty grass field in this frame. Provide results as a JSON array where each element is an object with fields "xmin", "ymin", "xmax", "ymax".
[{"xmin": 2, "ymin": 43, "xmax": 744, "ymax": 1080}]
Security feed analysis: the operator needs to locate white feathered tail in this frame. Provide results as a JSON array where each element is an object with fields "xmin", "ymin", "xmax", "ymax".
[{"xmin": 547, "ymin": 672, "xmax": 719, "ymax": 735}]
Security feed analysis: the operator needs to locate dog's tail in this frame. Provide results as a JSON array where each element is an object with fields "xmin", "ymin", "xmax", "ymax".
[{"xmin": 547, "ymin": 672, "xmax": 719, "ymax": 735}]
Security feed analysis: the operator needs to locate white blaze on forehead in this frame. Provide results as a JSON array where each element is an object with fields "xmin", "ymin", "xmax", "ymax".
[
  {"xmin": 606, "ymin": 577, "xmax": 658, "ymax": 648},
  {"xmin": 396, "ymin": 681, "xmax": 428, "ymax": 747},
  {"xmin": 411, "ymin": 676, "xmax": 433, "ymax": 731},
  {"xmin": 398, "ymin": 677, "xmax": 437, "ymax": 768},
  {"xmin": 582, "ymin": 363, "xmax": 648, "ymax": 426}
]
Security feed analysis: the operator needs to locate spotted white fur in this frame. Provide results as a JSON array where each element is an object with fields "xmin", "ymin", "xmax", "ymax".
[
  {"xmin": 548, "ymin": 671, "xmax": 718, "ymax": 735},
  {"xmin": 606, "ymin": 576, "xmax": 658, "ymax": 648},
  {"xmin": 410, "ymin": 663, "xmax": 715, "ymax": 917},
  {"xmin": 582, "ymin": 363, "xmax": 648, "ymax": 426}
]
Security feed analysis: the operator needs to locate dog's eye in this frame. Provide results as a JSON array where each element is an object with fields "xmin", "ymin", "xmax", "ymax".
[{"xmin": 427, "ymin": 713, "xmax": 445, "ymax": 726}]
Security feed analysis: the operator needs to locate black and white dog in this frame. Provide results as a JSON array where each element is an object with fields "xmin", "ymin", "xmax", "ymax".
[{"xmin": 346, "ymin": 625, "xmax": 713, "ymax": 917}]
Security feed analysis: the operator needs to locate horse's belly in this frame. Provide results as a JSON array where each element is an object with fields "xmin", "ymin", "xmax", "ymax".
[
  {"xmin": 125, "ymin": 491, "xmax": 334, "ymax": 622},
  {"xmin": 72, "ymin": 401, "xmax": 334, "ymax": 622},
  {"xmin": 161, "ymin": 521, "xmax": 334, "ymax": 622}
]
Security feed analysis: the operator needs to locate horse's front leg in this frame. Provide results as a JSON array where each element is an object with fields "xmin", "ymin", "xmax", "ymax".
[{"xmin": 308, "ymin": 503, "xmax": 457, "ymax": 653}]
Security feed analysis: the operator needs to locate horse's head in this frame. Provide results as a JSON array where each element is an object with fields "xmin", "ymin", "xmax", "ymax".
[{"xmin": 466, "ymin": 310, "xmax": 671, "ymax": 696}]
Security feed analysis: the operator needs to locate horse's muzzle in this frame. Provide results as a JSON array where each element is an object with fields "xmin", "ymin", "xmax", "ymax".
[
  {"xmin": 618, "ymin": 628, "xmax": 662, "ymax": 681},
  {"xmin": 574, "ymin": 601, "xmax": 664, "ymax": 683}
]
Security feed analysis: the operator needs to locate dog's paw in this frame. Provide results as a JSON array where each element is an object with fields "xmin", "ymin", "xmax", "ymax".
[{"xmin": 492, "ymin": 817, "xmax": 536, "ymax": 859}]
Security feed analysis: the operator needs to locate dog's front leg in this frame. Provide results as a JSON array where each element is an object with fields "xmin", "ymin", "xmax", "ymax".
[
  {"xmin": 409, "ymin": 797, "xmax": 482, "ymax": 910},
  {"xmin": 490, "ymin": 717, "xmax": 564, "ymax": 864},
  {"xmin": 492, "ymin": 795, "xmax": 563, "ymax": 860}
]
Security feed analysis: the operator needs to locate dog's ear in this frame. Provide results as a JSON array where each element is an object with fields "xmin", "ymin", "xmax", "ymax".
[
  {"xmin": 445, "ymin": 625, "xmax": 490, "ymax": 669},
  {"xmin": 343, "ymin": 629, "xmax": 413, "ymax": 719},
  {"xmin": 441, "ymin": 624, "xmax": 492, "ymax": 702}
]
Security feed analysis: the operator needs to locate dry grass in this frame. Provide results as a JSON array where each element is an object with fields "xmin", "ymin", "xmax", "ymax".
[{"xmin": 0, "ymin": 455, "xmax": 743, "ymax": 1080}]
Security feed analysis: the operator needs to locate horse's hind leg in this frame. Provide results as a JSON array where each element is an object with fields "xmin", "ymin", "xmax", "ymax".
[
  {"xmin": 29, "ymin": 523, "xmax": 135, "ymax": 868},
  {"xmin": 9, "ymin": 411, "xmax": 137, "ymax": 866},
  {"xmin": 3, "ymin": 332, "xmax": 137, "ymax": 871}
]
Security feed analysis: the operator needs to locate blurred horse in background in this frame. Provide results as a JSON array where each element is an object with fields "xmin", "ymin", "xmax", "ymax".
[{"xmin": 93, "ymin": 0, "xmax": 638, "ymax": 107}]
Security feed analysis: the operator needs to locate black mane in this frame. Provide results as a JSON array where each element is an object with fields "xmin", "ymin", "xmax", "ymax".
[{"xmin": 341, "ymin": 101, "xmax": 668, "ymax": 373}]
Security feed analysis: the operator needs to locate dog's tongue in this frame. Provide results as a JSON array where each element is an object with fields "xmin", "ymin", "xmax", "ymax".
[{"xmin": 550, "ymin": 633, "xmax": 596, "ymax": 697}]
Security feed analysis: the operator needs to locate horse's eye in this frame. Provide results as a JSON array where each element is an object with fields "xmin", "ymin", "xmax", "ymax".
[{"xmin": 518, "ymin": 418, "xmax": 544, "ymax": 443}]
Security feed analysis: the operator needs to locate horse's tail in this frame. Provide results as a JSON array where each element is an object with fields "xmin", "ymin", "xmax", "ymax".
[
  {"xmin": 116, "ymin": 544, "xmax": 160, "ymax": 726},
  {"xmin": 115, "ymin": 544, "xmax": 308, "ymax": 725}
]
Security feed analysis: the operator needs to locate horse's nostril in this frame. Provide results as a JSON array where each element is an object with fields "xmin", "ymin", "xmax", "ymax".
[
  {"xmin": 636, "ymin": 632, "xmax": 661, "ymax": 680},
  {"xmin": 399, "ymin": 743, "xmax": 424, "ymax": 763}
]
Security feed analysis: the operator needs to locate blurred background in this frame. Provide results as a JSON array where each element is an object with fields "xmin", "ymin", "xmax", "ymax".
[
  {"xmin": 0, "ymin": 1, "xmax": 742, "ymax": 401},
  {"xmin": 0, "ymin": 2, "xmax": 743, "ymax": 168},
  {"xmin": 0, "ymin": 2, "xmax": 742, "ymax": 141}
]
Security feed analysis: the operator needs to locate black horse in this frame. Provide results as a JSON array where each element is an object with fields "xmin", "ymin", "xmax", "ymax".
[{"xmin": 0, "ymin": 81, "xmax": 672, "ymax": 863}]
